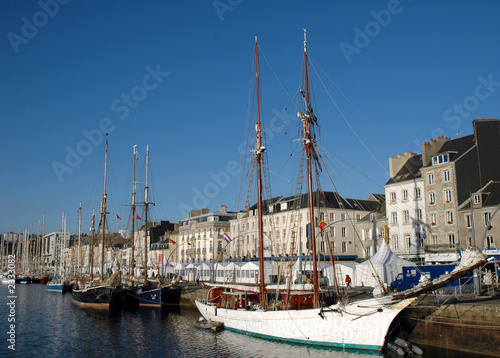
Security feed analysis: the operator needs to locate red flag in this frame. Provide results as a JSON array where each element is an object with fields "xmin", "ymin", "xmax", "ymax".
[
  {"xmin": 187, "ymin": 242, "xmax": 192, "ymax": 246},
  {"xmin": 136, "ymin": 214, "xmax": 142, "ymax": 220},
  {"xmin": 116, "ymin": 214, "xmax": 122, "ymax": 220},
  {"xmin": 317, "ymin": 218, "xmax": 326, "ymax": 231}
]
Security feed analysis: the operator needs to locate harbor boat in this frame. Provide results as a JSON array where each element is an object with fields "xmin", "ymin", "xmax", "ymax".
[
  {"xmin": 46, "ymin": 276, "xmax": 67, "ymax": 293},
  {"xmin": 123, "ymin": 146, "xmax": 181, "ymax": 307},
  {"xmin": 72, "ymin": 136, "xmax": 123, "ymax": 310},
  {"xmin": 196, "ymin": 32, "xmax": 486, "ymax": 351},
  {"xmin": 194, "ymin": 317, "xmax": 224, "ymax": 331}
]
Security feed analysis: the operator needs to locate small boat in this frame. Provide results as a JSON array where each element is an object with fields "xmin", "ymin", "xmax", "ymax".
[
  {"xmin": 46, "ymin": 277, "xmax": 67, "ymax": 293},
  {"xmin": 194, "ymin": 317, "xmax": 224, "ymax": 331}
]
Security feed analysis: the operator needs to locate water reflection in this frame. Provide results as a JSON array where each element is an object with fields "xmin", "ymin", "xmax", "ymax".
[{"xmin": 0, "ymin": 285, "xmax": 384, "ymax": 357}]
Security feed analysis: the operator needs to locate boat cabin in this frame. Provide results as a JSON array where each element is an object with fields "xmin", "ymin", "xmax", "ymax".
[{"xmin": 207, "ymin": 287, "xmax": 260, "ymax": 310}]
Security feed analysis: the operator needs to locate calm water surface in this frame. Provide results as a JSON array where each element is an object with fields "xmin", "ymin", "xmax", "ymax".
[{"xmin": 0, "ymin": 284, "xmax": 480, "ymax": 357}]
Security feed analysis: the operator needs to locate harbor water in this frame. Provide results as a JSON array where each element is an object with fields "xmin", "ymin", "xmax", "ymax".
[{"xmin": 0, "ymin": 284, "xmax": 482, "ymax": 357}]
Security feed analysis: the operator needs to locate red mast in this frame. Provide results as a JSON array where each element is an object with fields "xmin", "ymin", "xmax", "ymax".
[
  {"xmin": 301, "ymin": 29, "xmax": 320, "ymax": 306},
  {"xmin": 255, "ymin": 36, "xmax": 266, "ymax": 307}
]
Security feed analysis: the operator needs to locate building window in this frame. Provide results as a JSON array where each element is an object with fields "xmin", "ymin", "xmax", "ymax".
[
  {"xmin": 329, "ymin": 213, "xmax": 334, "ymax": 221},
  {"xmin": 446, "ymin": 211, "xmax": 453, "ymax": 224},
  {"xmin": 403, "ymin": 210, "xmax": 410, "ymax": 224},
  {"xmin": 282, "ymin": 216, "xmax": 286, "ymax": 224},
  {"xmin": 465, "ymin": 214, "xmax": 471, "ymax": 228},
  {"xmin": 341, "ymin": 227, "xmax": 346, "ymax": 238},
  {"xmin": 486, "ymin": 236, "xmax": 494, "ymax": 249},
  {"xmin": 448, "ymin": 234, "xmax": 455, "ymax": 247},
  {"xmin": 391, "ymin": 212, "xmax": 398, "ymax": 225},
  {"xmin": 429, "ymin": 192, "xmax": 436, "ymax": 205},
  {"xmin": 431, "ymin": 235, "xmax": 438, "ymax": 246},
  {"xmin": 474, "ymin": 195, "xmax": 481, "ymax": 205},
  {"xmin": 341, "ymin": 213, "xmax": 346, "ymax": 222},
  {"xmin": 444, "ymin": 190, "xmax": 452, "ymax": 202},
  {"xmin": 330, "ymin": 227, "xmax": 335, "ymax": 237},
  {"xmin": 402, "ymin": 190, "xmax": 408, "ymax": 201},
  {"xmin": 392, "ymin": 235, "xmax": 399, "ymax": 250},
  {"xmin": 484, "ymin": 212, "xmax": 492, "ymax": 226},
  {"xmin": 428, "ymin": 174, "xmax": 434, "ymax": 185},
  {"xmin": 444, "ymin": 170, "xmax": 450, "ymax": 182},
  {"xmin": 341, "ymin": 242, "xmax": 347, "ymax": 253},
  {"xmin": 416, "ymin": 209, "xmax": 422, "ymax": 221},
  {"xmin": 417, "ymin": 236, "xmax": 424, "ymax": 249},
  {"xmin": 390, "ymin": 192, "xmax": 396, "ymax": 203},
  {"xmin": 468, "ymin": 237, "xmax": 473, "ymax": 247},
  {"xmin": 405, "ymin": 234, "xmax": 411, "ymax": 250},
  {"xmin": 415, "ymin": 188, "xmax": 421, "ymax": 199},
  {"xmin": 432, "ymin": 154, "xmax": 449, "ymax": 166},
  {"xmin": 430, "ymin": 213, "xmax": 437, "ymax": 226}
]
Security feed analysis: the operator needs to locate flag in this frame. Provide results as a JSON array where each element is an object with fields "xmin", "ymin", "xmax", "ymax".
[
  {"xmin": 116, "ymin": 214, "xmax": 122, "ymax": 220},
  {"xmin": 169, "ymin": 239, "xmax": 176, "ymax": 245},
  {"xmin": 317, "ymin": 218, "xmax": 326, "ymax": 231},
  {"xmin": 136, "ymin": 214, "xmax": 142, "ymax": 220},
  {"xmin": 223, "ymin": 232, "xmax": 232, "ymax": 243},
  {"xmin": 187, "ymin": 242, "xmax": 192, "ymax": 246}
]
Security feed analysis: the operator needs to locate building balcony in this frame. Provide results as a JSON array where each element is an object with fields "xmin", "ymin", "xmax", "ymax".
[{"xmin": 424, "ymin": 244, "xmax": 459, "ymax": 253}]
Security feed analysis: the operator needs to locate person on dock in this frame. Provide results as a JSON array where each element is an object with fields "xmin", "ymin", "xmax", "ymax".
[{"xmin": 345, "ymin": 275, "xmax": 351, "ymax": 289}]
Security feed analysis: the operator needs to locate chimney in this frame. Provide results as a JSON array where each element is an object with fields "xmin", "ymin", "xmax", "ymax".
[
  {"xmin": 389, "ymin": 152, "xmax": 415, "ymax": 178},
  {"xmin": 421, "ymin": 136, "xmax": 448, "ymax": 166},
  {"xmin": 220, "ymin": 205, "xmax": 227, "ymax": 213}
]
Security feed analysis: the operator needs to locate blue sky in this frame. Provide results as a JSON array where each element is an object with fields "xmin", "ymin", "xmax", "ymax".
[{"xmin": 2, "ymin": 1, "xmax": 500, "ymax": 235}]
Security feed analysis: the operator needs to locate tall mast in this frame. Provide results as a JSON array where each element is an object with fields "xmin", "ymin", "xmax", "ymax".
[
  {"xmin": 78, "ymin": 201, "xmax": 82, "ymax": 276},
  {"xmin": 36, "ymin": 220, "xmax": 40, "ymax": 274},
  {"xmin": 100, "ymin": 136, "xmax": 108, "ymax": 281},
  {"xmin": 131, "ymin": 145, "xmax": 138, "ymax": 278},
  {"xmin": 301, "ymin": 29, "xmax": 320, "ymax": 306},
  {"xmin": 144, "ymin": 145, "xmax": 149, "ymax": 282},
  {"xmin": 90, "ymin": 212, "xmax": 95, "ymax": 283},
  {"xmin": 42, "ymin": 213, "xmax": 45, "ymax": 270},
  {"xmin": 254, "ymin": 36, "xmax": 266, "ymax": 305}
]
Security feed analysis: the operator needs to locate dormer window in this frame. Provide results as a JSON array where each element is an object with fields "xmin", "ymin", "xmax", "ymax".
[{"xmin": 432, "ymin": 153, "xmax": 449, "ymax": 166}]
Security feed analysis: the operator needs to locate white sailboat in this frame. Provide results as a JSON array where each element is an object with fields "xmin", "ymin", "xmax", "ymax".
[{"xmin": 196, "ymin": 31, "xmax": 423, "ymax": 351}]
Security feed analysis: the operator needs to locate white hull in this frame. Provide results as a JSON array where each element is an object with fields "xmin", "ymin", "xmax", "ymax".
[{"xmin": 196, "ymin": 296, "xmax": 415, "ymax": 351}]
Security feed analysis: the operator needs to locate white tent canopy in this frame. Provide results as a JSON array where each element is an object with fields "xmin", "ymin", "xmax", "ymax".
[
  {"xmin": 322, "ymin": 262, "xmax": 358, "ymax": 287},
  {"xmin": 240, "ymin": 261, "xmax": 274, "ymax": 284},
  {"xmin": 356, "ymin": 241, "xmax": 412, "ymax": 287}
]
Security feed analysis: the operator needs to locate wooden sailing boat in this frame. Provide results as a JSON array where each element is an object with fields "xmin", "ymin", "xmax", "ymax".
[
  {"xmin": 72, "ymin": 136, "xmax": 123, "ymax": 309},
  {"xmin": 195, "ymin": 31, "xmax": 420, "ymax": 351},
  {"xmin": 124, "ymin": 146, "xmax": 182, "ymax": 307}
]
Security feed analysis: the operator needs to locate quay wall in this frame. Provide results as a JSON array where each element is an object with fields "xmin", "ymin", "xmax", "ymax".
[{"xmin": 409, "ymin": 299, "xmax": 500, "ymax": 357}]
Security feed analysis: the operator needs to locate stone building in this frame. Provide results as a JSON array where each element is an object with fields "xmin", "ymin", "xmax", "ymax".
[{"xmin": 227, "ymin": 191, "xmax": 381, "ymax": 261}]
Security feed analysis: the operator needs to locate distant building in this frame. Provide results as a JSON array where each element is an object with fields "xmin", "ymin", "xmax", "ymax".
[
  {"xmin": 42, "ymin": 231, "xmax": 70, "ymax": 265},
  {"xmin": 176, "ymin": 206, "xmax": 237, "ymax": 264},
  {"xmin": 420, "ymin": 118, "xmax": 500, "ymax": 262},
  {"xmin": 228, "ymin": 191, "xmax": 381, "ymax": 261},
  {"xmin": 385, "ymin": 152, "xmax": 425, "ymax": 261},
  {"xmin": 457, "ymin": 180, "xmax": 500, "ymax": 251}
]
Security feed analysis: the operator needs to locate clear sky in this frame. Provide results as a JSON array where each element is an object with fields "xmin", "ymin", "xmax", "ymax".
[{"xmin": 2, "ymin": 1, "xmax": 500, "ymax": 236}]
